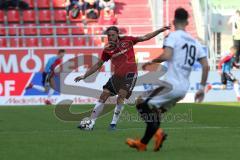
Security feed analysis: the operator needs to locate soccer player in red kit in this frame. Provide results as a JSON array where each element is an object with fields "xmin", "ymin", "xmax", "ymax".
[{"xmin": 75, "ymin": 26, "xmax": 170, "ymax": 130}]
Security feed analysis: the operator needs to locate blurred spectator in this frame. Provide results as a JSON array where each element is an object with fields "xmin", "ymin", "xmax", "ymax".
[
  {"xmin": 98, "ymin": 8, "xmax": 117, "ymax": 45},
  {"xmin": 98, "ymin": 8, "xmax": 116, "ymax": 25},
  {"xmin": 228, "ymin": 10, "xmax": 240, "ymax": 62},
  {"xmin": 0, "ymin": 0, "xmax": 29, "ymax": 10},
  {"xmin": 85, "ymin": 0, "xmax": 99, "ymax": 19},
  {"xmin": 99, "ymin": 0, "xmax": 115, "ymax": 12},
  {"xmin": 65, "ymin": 0, "xmax": 87, "ymax": 18}
]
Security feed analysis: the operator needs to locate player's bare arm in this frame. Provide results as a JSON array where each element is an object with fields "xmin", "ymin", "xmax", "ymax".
[
  {"xmin": 195, "ymin": 57, "xmax": 209, "ymax": 102},
  {"xmin": 74, "ymin": 60, "xmax": 104, "ymax": 82},
  {"xmin": 142, "ymin": 47, "xmax": 173, "ymax": 70},
  {"xmin": 136, "ymin": 26, "xmax": 171, "ymax": 42}
]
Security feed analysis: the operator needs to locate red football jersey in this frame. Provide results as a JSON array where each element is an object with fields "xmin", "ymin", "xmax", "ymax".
[{"xmin": 101, "ymin": 36, "xmax": 139, "ymax": 77}]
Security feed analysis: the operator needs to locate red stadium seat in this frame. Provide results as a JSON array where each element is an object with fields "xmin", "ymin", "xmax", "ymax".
[
  {"xmin": 52, "ymin": 0, "xmax": 65, "ymax": 8},
  {"xmin": 40, "ymin": 23, "xmax": 53, "ymax": 35},
  {"xmin": 25, "ymin": 37, "xmax": 39, "ymax": 47},
  {"xmin": 56, "ymin": 23, "xmax": 69, "ymax": 35},
  {"xmin": 73, "ymin": 37, "xmax": 86, "ymax": 46},
  {"xmin": 0, "ymin": 11, "xmax": 4, "ymax": 22},
  {"xmin": 8, "ymin": 24, "xmax": 22, "ymax": 36},
  {"xmin": 7, "ymin": 10, "xmax": 20, "ymax": 22},
  {"xmin": 23, "ymin": 10, "xmax": 36, "ymax": 22},
  {"xmin": 82, "ymin": 24, "xmax": 94, "ymax": 34},
  {"xmin": 71, "ymin": 23, "xmax": 85, "ymax": 35},
  {"xmin": 24, "ymin": 24, "xmax": 37, "ymax": 35},
  {"xmin": 38, "ymin": 10, "xmax": 51, "ymax": 22},
  {"xmin": 10, "ymin": 38, "xmax": 23, "ymax": 47},
  {"xmin": 41, "ymin": 37, "xmax": 55, "ymax": 46},
  {"xmin": 24, "ymin": 0, "xmax": 35, "ymax": 8},
  {"xmin": 36, "ymin": 0, "xmax": 50, "ymax": 8},
  {"xmin": 88, "ymin": 37, "xmax": 102, "ymax": 47},
  {"xmin": 0, "ymin": 38, "xmax": 7, "ymax": 47},
  {"xmin": 57, "ymin": 37, "xmax": 70, "ymax": 46},
  {"xmin": 54, "ymin": 10, "xmax": 67, "ymax": 22},
  {"xmin": 0, "ymin": 24, "xmax": 6, "ymax": 35},
  {"xmin": 91, "ymin": 27, "xmax": 103, "ymax": 35}
]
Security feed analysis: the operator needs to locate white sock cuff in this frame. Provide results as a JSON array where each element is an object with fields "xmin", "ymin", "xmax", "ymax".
[
  {"xmin": 233, "ymin": 83, "xmax": 240, "ymax": 97},
  {"xmin": 48, "ymin": 88, "xmax": 55, "ymax": 98},
  {"xmin": 32, "ymin": 85, "xmax": 45, "ymax": 92},
  {"xmin": 90, "ymin": 101, "xmax": 105, "ymax": 121},
  {"xmin": 96, "ymin": 101, "xmax": 104, "ymax": 106},
  {"xmin": 116, "ymin": 104, "xmax": 124, "ymax": 110}
]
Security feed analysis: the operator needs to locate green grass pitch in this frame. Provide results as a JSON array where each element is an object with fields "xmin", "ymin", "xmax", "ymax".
[{"xmin": 0, "ymin": 103, "xmax": 240, "ymax": 160}]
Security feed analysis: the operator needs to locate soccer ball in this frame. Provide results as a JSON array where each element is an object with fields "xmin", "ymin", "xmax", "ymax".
[{"xmin": 78, "ymin": 117, "xmax": 94, "ymax": 130}]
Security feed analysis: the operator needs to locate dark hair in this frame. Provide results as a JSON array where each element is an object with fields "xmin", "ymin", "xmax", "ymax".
[
  {"xmin": 105, "ymin": 26, "xmax": 119, "ymax": 34},
  {"xmin": 58, "ymin": 49, "xmax": 65, "ymax": 53},
  {"xmin": 174, "ymin": 8, "xmax": 189, "ymax": 22}
]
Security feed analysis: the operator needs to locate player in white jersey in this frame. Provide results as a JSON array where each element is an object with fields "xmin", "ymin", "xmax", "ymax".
[{"xmin": 126, "ymin": 8, "xmax": 209, "ymax": 151}]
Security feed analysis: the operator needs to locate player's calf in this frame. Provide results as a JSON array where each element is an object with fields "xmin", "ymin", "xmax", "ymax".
[{"xmin": 136, "ymin": 101, "xmax": 161, "ymax": 144}]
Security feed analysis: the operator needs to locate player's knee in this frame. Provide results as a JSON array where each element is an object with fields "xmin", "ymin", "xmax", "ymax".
[
  {"xmin": 159, "ymin": 108, "xmax": 167, "ymax": 114},
  {"xmin": 117, "ymin": 93, "xmax": 126, "ymax": 104},
  {"xmin": 117, "ymin": 97, "xmax": 124, "ymax": 105},
  {"xmin": 118, "ymin": 91, "xmax": 127, "ymax": 99},
  {"xmin": 99, "ymin": 92, "xmax": 110, "ymax": 102},
  {"xmin": 136, "ymin": 101, "xmax": 149, "ymax": 113}
]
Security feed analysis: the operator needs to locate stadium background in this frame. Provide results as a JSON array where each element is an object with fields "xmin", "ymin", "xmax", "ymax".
[
  {"xmin": 1, "ymin": 1, "xmax": 240, "ymax": 160},
  {"xmin": 1, "ymin": 0, "xmax": 240, "ymax": 105}
]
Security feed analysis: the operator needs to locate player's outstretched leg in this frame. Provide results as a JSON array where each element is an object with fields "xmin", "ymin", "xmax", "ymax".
[
  {"xmin": 109, "ymin": 90, "xmax": 127, "ymax": 130},
  {"xmin": 126, "ymin": 100, "xmax": 166, "ymax": 151},
  {"xmin": 26, "ymin": 83, "xmax": 45, "ymax": 92},
  {"xmin": 45, "ymin": 88, "xmax": 54, "ymax": 105},
  {"xmin": 78, "ymin": 90, "xmax": 111, "ymax": 130}
]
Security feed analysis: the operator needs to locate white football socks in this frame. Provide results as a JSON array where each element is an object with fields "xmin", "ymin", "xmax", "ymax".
[
  {"xmin": 110, "ymin": 104, "xmax": 124, "ymax": 125},
  {"xmin": 90, "ymin": 101, "xmax": 105, "ymax": 123},
  {"xmin": 233, "ymin": 83, "xmax": 240, "ymax": 97},
  {"xmin": 32, "ymin": 85, "xmax": 45, "ymax": 92},
  {"xmin": 48, "ymin": 88, "xmax": 55, "ymax": 100},
  {"xmin": 211, "ymin": 84, "xmax": 222, "ymax": 89}
]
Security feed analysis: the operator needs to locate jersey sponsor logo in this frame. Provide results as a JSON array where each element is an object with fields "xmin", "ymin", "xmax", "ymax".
[{"xmin": 111, "ymin": 48, "xmax": 128, "ymax": 58}]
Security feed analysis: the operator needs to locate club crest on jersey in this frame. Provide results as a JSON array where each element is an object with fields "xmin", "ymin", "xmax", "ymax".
[{"xmin": 120, "ymin": 40, "xmax": 132, "ymax": 48}]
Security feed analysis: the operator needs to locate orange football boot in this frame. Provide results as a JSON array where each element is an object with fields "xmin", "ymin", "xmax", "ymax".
[
  {"xmin": 154, "ymin": 128, "xmax": 167, "ymax": 151},
  {"xmin": 126, "ymin": 138, "xmax": 147, "ymax": 151}
]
